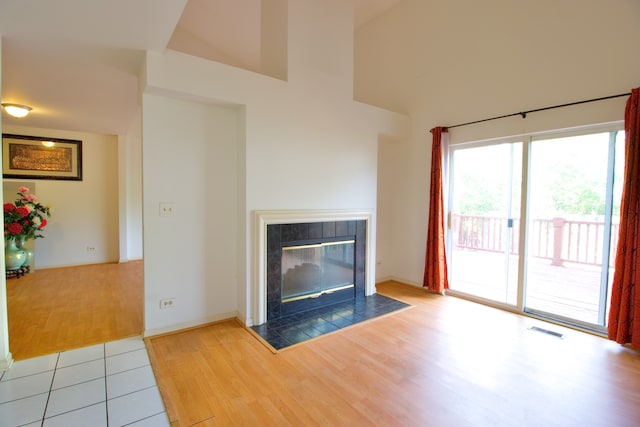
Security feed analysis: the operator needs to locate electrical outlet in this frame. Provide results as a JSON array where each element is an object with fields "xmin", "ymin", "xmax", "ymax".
[
  {"xmin": 159, "ymin": 203, "xmax": 176, "ymax": 217},
  {"xmin": 160, "ymin": 298, "xmax": 175, "ymax": 309},
  {"xmin": 86, "ymin": 246, "xmax": 96, "ymax": 252}
]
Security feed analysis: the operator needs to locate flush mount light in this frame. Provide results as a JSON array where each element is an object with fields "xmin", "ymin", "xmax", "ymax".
[
  {"xmin": 1, "ymin": 103, "xmax": 32, "ymax": 118},
  {"xmin": 41, "ymin": 141, "xmax": 55, "ymax": 148}
]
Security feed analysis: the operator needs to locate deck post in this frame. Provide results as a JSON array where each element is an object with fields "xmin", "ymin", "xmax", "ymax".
[{"xmin": 551, "ymin": 217, "xmax": 565, "ymax": 266}]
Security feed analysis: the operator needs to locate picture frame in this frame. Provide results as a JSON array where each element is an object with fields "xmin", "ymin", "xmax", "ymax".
[{"xmin": 2, "ymin": 134, "xmax": 82, "ymax": 181}]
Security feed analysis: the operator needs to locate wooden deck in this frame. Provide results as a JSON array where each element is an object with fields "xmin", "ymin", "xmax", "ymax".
[{"xmin": 450, "ymin": 249, "xmax": 610, "ymax": 326}]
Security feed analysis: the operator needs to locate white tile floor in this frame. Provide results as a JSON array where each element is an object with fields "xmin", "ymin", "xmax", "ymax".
[{"xmin": 0, "ymin": 336, "xmax": 170, "ymax": 427}]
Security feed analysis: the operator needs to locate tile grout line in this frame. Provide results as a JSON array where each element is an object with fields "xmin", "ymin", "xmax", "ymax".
[
  {"xmin": 105, "ymin": 341, "xmax": 161, "ymax": 425},
  {"xmin": 3, "ymin": 338, "xmax": 154, "ymax": 426},
  {"xmin": 104, "ymin": 343, "xmax": 109, "ymax": 426},
  {"xmin": 105, "ymin": 363, "xmax": 151, "ymax": 380},
  {"xmin": 39, "ymin": 344, "xmax": 110, "ymax": 425},
  {"xmin": 120, "ymin": 410, "xmax": 167, "ymax": 427},
  {"xmin": 56, "ymin": 356, "xmax": 104, "ymax": 370},
  {"xmin": 108, "ymin": 384, "xmax": 158, "ymax": 402},
  {"xmin": 40, "ymin": 351, "xmax": 61, "ymax": 426},
  {"xmin": 40, "ymin": 401, "xmax": 108, "ymax": 423},
  {"xmin": 47, "ymin": 375, "xmax": 106, "ymax": 393}
]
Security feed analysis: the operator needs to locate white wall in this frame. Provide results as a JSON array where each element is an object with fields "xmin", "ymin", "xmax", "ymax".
[
  {"xmin": 120, "ymin": 109, "xmax": 143, "ymax": 261},
  {"xmin": 141, "ymin": 0, "xmax": 408, "ymax": 331},
  {"xmin": 142, "ymin": 94, "xmax": 241, "ymax": 335},
  {"xmin": 376, "ymin": 135, "xmax": 399, "ymax": 282},
  {"xmin": 355, "ymin": 0, "xmax": 640, "ymax": 286},
  {"xmin": 3, "ymin": 125, "xmax": 120, "ymax": 268}
]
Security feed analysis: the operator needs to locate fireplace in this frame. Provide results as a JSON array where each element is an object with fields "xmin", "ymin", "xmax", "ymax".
[
  {"xmin": 281, "ymin": 239, "xmax": 355, "ymax": 303},
  {"xmin": 266, "ymin": 220, "xmax": 366, "ymax": 320},
  {"xmin": 252, "ymin": 210, "xmax": 375, "ymax": 327}
]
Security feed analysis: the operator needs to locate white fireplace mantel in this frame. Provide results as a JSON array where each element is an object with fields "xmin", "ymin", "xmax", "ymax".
[{"xmin": 250, "ymin": 209, "xmax": 376, "ymax": 326}]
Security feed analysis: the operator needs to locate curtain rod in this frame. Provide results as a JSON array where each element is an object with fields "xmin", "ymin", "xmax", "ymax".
[{"xmin": 441, "ymin": 92, "xmax": 631, "ymax": 131}]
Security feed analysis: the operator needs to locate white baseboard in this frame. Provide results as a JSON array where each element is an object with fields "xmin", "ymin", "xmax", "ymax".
[
  {"xmin": 377, "ymin": 276, "xmax": 422, "ymax": 288},
  {"xmin": 118, "ymin": 257, "xmax": 143, "ymax": 264},
  {"xmin": 143, "ymin": 311, "xmax": 239, "ymax": 338}
]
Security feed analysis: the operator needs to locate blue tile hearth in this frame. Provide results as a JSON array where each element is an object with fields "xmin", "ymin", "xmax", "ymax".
[{"xmin": 251, "ymin": 294, "xmax": 410, "ymax": 350}]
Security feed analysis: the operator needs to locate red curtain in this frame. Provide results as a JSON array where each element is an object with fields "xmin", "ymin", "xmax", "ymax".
[
  {"xmin": 608, "ymin": 88, "xmax": 640, "ymax": 348},
  {"xmin": 423, "ymin": 127, "xmax": 449, "ymax": 293}
]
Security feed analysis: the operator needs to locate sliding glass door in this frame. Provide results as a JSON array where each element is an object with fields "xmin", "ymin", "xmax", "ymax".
[
  {"xmin": 447, "ymin": 127, "xmax": 624, "ymax": 331},
  {"xmin": 525, "ymin": 131, "xmax": 624, "ymax": 327},
  {"xmin": 448, "ymin": 142, "xmax": 522, "ymax": 305}
]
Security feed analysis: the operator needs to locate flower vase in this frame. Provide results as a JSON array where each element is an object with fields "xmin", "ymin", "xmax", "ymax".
[
  {"xmin": 15, "ymin": 237, "xmax": 34, "ymax": 268},
  {"xmin": 5, "ymin": 239, "xmax": 27, "ymax": 270}
]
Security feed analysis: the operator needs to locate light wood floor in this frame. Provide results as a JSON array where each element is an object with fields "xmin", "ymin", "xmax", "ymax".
[
  {"xmin": 7, "ymin": 265, "xmax": 640, "ymax": 426},
  {"xmin": 147, "ymin": 281, "xmax": 640, "ymax": 427},
  {"xmin": 6, "ymin": 260, "xmax": 143, "ymax": 360}
]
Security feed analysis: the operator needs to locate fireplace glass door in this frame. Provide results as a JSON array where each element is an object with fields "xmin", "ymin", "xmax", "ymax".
[{"xmin": 281, "ymin": 240, "xmax": 355, "ymax": 312}]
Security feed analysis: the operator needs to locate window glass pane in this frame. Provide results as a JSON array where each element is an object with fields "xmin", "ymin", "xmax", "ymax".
[
  {"xmin": 449, "ymin": 142, "xmax": 521, "ymax": 305},
  {"xmin": 526, "ymin": 132, "xmax": 612, "ymax": 324}
]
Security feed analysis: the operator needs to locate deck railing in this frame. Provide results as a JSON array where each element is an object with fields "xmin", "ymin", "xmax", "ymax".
[{"xmin": 452, "ymin": 214, "xmax": 619, "ymax": 267}]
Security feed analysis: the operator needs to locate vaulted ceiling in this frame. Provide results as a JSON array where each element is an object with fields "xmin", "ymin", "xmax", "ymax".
[{"xmin": 0, "ymin": 0, "xmax": 400, "ymax": 135}]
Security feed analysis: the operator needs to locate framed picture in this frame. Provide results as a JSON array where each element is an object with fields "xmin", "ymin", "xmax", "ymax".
[{"xmin": 2, "ymin": 134, "xmax": 82, "ymax": 181}]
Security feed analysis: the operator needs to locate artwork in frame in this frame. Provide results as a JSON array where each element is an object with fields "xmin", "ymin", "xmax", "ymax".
[{"xmin": 2, "ymin": 134, "xmax": 82, "ymax": 181}]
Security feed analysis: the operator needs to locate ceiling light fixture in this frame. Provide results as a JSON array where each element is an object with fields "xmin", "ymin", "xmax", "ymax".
[{"xmin": 1, "ymin": 103, "xmax": 32, "ymax": 118}]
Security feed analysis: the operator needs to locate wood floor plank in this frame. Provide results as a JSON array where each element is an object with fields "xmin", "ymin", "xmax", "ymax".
[
  {"xmin": 149, "ymin": 281, "xmax": 640, "ymax": 427},
  {"xmin": 7, "ymin": 261, "xmax": 143, "ymax": 360},
  {"xmin": 8, "ymin": 262, "xmax": 640, "ymax": 426}
]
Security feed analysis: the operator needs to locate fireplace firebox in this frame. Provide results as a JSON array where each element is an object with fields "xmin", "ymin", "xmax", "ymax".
[
  {"xmin": 282, "ymin": 239, "xmax": 355, "ymax": 302},
  {"xmin": 266, "ymin": 220, "xmax": 366, "ymax": 320}
]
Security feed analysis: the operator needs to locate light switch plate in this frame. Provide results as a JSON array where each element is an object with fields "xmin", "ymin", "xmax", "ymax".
[{"xmin": 159, "ymin": 202, "xmax": 176, "ymax": 217}]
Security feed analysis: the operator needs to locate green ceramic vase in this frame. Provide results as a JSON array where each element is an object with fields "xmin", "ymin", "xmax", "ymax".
[
  {"xmin": 5, "ymin": 238, "xmax": 27, "ymax": 270},
  {"xmin": 15, "ymin": 237, "xmax": 34, "ymax": 268}
]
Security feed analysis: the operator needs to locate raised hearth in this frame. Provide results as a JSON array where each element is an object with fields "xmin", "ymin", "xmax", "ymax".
[{"xmin": 251, "ymin": 293, "xmax": 410, "ymax": 350}]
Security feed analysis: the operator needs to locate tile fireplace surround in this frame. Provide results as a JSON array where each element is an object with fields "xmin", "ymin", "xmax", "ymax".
[
  {"xmin": 251, "ymin": 210, "xmax": 376, "ymax": 327},
  {"xmin": 266, "ymin": 219, "xmax": 366, "ymax": 320}
]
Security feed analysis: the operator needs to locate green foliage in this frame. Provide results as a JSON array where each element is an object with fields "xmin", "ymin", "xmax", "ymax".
[
  {"xmin": 550, "ymin": 164, "xmax": 606, "ymax": 216},
  {"xmin": 452, "ymin": 133, "xmax": 625, "ymax": 219},
  {"xmin": 456, "ymin": 172, "xmax": 505, "ymax": 215}
]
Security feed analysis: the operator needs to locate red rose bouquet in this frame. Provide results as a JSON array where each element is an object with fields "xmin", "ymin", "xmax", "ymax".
[{"xmin": 4, "ymin": 186, "xmax": 52, "ymax": 241}]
